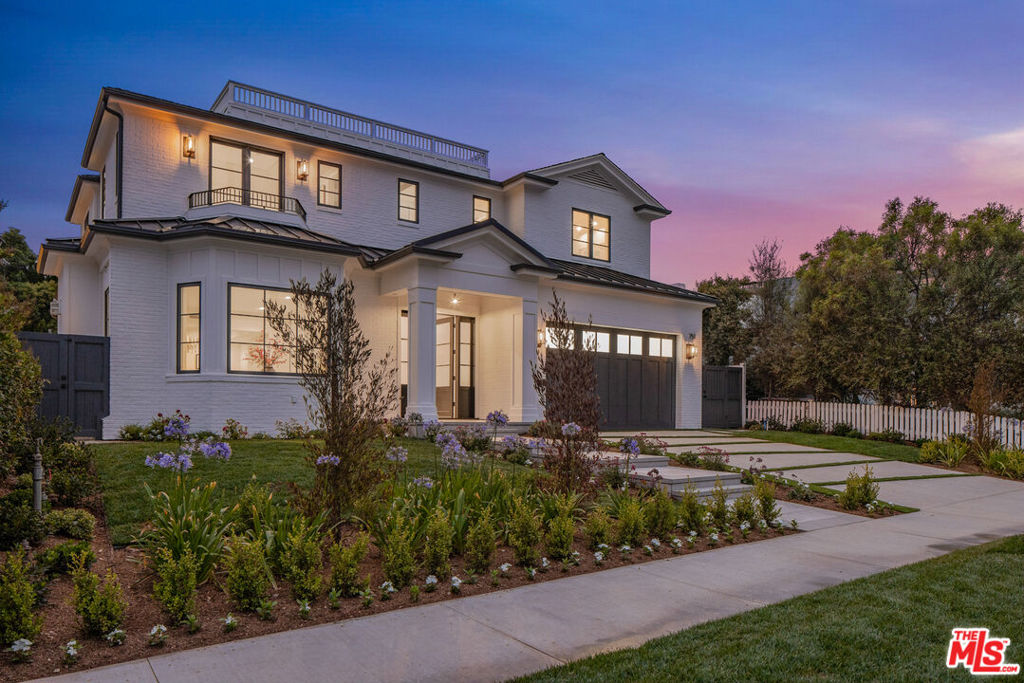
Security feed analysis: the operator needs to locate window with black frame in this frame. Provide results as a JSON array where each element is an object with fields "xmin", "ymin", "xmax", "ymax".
[
  {"xmin": 177, "ymin": 283, "xmax": 200, "ymax": 372},
  {"xmin": 227, "ymin": 284, "xmax": 298, "ymax": 373}
]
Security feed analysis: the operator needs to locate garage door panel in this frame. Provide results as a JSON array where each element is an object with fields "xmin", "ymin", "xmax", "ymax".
[{"xmin": 586, "ymin": 325, "xmax": 674, "ymax": 431}]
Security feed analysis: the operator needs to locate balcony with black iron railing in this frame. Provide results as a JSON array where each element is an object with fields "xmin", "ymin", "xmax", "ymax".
[{"xmin": 188, "ymin": 187, "xmax": 307, "ymax": 222}]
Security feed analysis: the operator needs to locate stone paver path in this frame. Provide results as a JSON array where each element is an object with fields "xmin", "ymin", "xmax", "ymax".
[
  {"xmin": 669, "ymin": 441, "xmax": 828, "ymax": 454},
  {"xmin": 744, "ymin": 451, "xmax": 879, "ymax": 470},
  {"xmin": 777, "ymin": 460, "xmax": 967, "ymax": 484},
  {"xmin": 38, "ymin": 448, "xmax": 1024, "ymax": 683}
]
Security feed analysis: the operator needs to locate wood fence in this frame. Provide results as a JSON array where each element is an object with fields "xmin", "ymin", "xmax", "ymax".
[{"xmin": 746, "ymin": 399, "xmax": 1023, "ymax": 448}]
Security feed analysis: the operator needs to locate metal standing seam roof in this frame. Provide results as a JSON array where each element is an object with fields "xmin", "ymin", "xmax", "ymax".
[{"xmin": 549, "ymin": 259, "xmax": 718, "ymax": 304}]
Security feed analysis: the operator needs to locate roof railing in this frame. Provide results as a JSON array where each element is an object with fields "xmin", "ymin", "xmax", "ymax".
[{"xmin": 213, "ymin": 82, "xmax": 489, "ymax": 170}]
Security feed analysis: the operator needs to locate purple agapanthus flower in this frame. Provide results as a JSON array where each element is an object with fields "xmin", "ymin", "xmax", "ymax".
[
  {"xmin": 316, "ymin": 454, "xmax": 341, "ymax": 466},
  {"xmin": 163, "ymin": 415, "xmax": 190, "ymax": 439},
  {"xmin": 561, "ymin": 422, "xmax": 582, "ymax": 437},
  {"xmin": 385, "ymin": 445, "xmax": 408, "ymax": 463},
  {"xmin": 199, "ymin": 440, "xmax": 232, "ymax": 461},
  {"xmin": 412, "ymin": 476, "xmax": 434, "ymax": 489},
  {"xmin": 619, "ymin": 437, "xmax": 640, "ymax": 456},
  {"xmin": 486, "ymin": 410, "xmax": 509, "ymax": 427}
]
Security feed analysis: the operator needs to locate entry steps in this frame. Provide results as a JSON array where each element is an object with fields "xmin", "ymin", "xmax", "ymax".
[{"xmin": 596, "ymin": 452, "xmax": 750, "ymax": 499}]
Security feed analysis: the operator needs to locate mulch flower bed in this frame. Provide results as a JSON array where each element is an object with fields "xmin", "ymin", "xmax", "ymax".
[
  {"xmin": 771, "ymin": 482, "xmax": 903, "ymax": 518},
  {"xmin": 2, "ymin": 506, "xmax": 794, "ymax": 682}
]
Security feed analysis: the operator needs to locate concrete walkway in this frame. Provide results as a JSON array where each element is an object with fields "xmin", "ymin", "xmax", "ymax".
[{"xmin": 39, "ymin": 471, "xmax": 1024, "ymax": 682}]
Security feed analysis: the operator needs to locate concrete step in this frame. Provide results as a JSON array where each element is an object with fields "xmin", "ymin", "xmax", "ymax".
[{"xmin": 596, "ymin": 452, "xmax": 672, "ymax": 470}]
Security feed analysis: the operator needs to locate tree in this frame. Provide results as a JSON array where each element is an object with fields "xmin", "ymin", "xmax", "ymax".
[
  {"xmin": 0, "ymin": 202, "xmax": 57, "ymax": 333},
  {"xmin": 265, "ymin": 268, "xmax": 398, "ymax": 520},
  {"xmin": 744, "ymin": 239, "xmax": 797, "ymax": 398},
  {"xmin": 697, "ymin": 275, "xmax": 752, "ymax": 367},
  {"xmin": 0, "ymin": 277, "xmax": 43, "ymax": 473}
]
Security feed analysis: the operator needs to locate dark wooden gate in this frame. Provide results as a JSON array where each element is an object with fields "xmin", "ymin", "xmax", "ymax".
[
  {"xmin": 702, "ymin": 366, "xmax": 743, "ymax": 428},
  {"xmin": 18, "ymin": 332, "xmax": 110, "ymax": 438}
]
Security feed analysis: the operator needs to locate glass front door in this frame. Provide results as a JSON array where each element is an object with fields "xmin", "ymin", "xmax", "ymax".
[{"xmin": 434, "ymin": 315, "xmax": 474, "ymax": 419}]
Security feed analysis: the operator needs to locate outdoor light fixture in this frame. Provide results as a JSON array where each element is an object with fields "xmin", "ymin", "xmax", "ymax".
[
  {"xmin": 685, "ymin": 333, "xmax": 698, "ymax": 360},
  {"xmin": 182, "ymin": 134, "xmax": 196, "ymax": 158},
  {"xmin": 296, "ymin": 159, "xmax": 309, "ymax": 181},
  {"xmin": 450, "ymin": 294, "xmax": 460, "ymax": 305}
]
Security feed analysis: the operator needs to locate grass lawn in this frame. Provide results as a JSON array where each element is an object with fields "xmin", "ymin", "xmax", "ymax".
[
  {"xmin": 521, "ymin": 535, "xmax": 1024, "ymax": 682},
  {"xmin": 727, "ymin": 429, "xmax": 922, "ymax": 463},
  {"xmin": 93, "ymin": 437, "xmax": 454, "ymax": 545}
]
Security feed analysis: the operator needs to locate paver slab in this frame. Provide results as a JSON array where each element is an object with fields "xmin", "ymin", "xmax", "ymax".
[
  {"xmin": 776, "ymin": 460, "xmax": 956, "ymax": 484},
  {"xmin": 775, "ymin": 500, "xmax": 864, "ymax": 532},
  {"xmin": 39, "ymin": 660, "xmax": 158, "ymax": 683},
  {"xmin": 739, "ymin": 451, "xmax": 878, "ymax": 470},
  {"xmin": 600, "ymin": 430, "xmax": 724, "ymax": 438},
  {"xmin": 669, "ymin": 442, "xmax": 827, "ymax": 454},
  {"xmin": 837, "ymin": 475, "xmax": 1024, "ymax": 511}
]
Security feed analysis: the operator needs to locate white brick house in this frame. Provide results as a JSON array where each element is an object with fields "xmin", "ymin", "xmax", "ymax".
[{"xmin": 39, "ymin": 82, "xmax": 716, "ymax": 438}]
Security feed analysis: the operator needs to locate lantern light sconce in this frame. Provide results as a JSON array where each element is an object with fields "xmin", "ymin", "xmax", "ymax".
[
  {"xmin": 182, "ymin": 134, "xmax": 196, "ymax": 158},
  {"xmin": 685, "ymin": 333, "xmax": 698, "ymax": 360},
  {"xmin": 297, "ymin": 159, "xmax": 309, "ymax": 181}
]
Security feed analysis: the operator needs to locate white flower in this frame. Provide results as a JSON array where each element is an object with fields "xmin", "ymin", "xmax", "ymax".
[
  {"xmin": 450, "ymin": 576, "xmax": 462, "ymax": 588},
  {"xmin": 223, "ymin": 614, "xmax": 237, "ymax": 626},
  {"xmin": 643, "ymin": 545, "xmax": 653, "ymax": 554},
  {"xmin": 594, "ymin": 551, "xmax": 605, "ymax": 562},
  {"xmin": 425, "ymin": 575, "xmax": 438, "ymax": 586},
  {"xmin": 150, "ymin": 625, "xmax": 166, "ymax": 636},
  {"xmin": 380, "ymin": 580, "xmax": 396, "ymax": 593},
  {"xmin": 10, "ymin": 638, "xmax": 31, "ymax": 653},
  {"xmin": 619, "ymin": 544, "xmax": 631, "ymax": 553},
  {"xmin": 64, "ymin": 640, "xmax": 79, "ymax": 657},
  {"xmin": 104, "ymin": 628, "xmax": 126, "ymax": 645},
  {"xmin": 710, "ymin": 532, "xmax": 719, "ymax": 541},
  {"xmin": 650, "ymin": 538, "xmax": 661, "ymax": 548},
  {"xmin": 688, "ymin": 530, "xmax": 697, "ymax": 537},
  {"xmin": 670, "ymin": 537, "xmax": 682, "ymax": 548},
  {"xmin": 740, "ymin": 521, "xmax": 750, "ymax": 531},
  {"xmin": 541, "ymin": 557, "xmax": 550, "ymax": 569},
  {"xmin": 597, "ymin": 543, "xmax": 610, "ymax": 551},
  {"xmin": 500, "ymin": 563, "xmax": 511, "ymax": 573},
  {"xmin": 526, "ymin": 567, "xmax": 536, "ymax": 578}
]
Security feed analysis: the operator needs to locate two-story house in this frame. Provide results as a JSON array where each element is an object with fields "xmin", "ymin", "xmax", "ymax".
[{"xmin": 38, "ymin": 82, "xmax": 716, "ymax": 439}]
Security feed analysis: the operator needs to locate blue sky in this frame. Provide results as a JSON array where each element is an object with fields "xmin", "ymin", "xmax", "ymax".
[{"xmin": 2, "ymin": 0, "xmax": 1023, "ymax": 283}]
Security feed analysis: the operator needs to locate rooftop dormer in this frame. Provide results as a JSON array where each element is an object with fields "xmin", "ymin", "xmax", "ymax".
[{"xmin": 211, "ymin": 81, "xmax": 490, "ymax": 178}]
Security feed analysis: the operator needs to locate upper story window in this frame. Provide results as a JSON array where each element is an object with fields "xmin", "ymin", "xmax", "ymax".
[
  {"xmin": 571, "ymin": 209, "xmax": 610, "ymax": 262},
  {"xmin": 228, "ymin": 284, "xmax": 297, "ymax": 374},
  {"xmin": 318, "ymin": 161, "xmax": 341, "ymax": 208},
  {"xmin": 473, "ymin": 196, "xmax": 491, "ymax": 223},
  {"xmin": 177, "ymin": 283, "xmax": 200, "ymax": 373},
  {"xmin": 398, "ymin": 179, "xmax": 419, "ymax": 223},
  {"xmin": 210, "ymin": 140, "xmax": 282, "ymax": 210}
]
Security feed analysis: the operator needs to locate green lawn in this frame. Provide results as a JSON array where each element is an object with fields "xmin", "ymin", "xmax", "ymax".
[
  {"xmin": 727, "ymin": 429, "xmax": 922, "ymax": 463},
  {"xmin": 521, "ymin": 535, "xmax": 1024, "ymax": 682},
  {"xmin": 93, "ymin": 437, "xmax": 450, "ymax": 545}
]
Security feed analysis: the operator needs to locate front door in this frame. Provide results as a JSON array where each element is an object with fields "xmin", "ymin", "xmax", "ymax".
[{"xmin": 435, "ymin": 316, "xmax": 474, "ymax": 419}]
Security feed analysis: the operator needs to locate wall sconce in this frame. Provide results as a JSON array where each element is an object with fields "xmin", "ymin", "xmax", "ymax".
[
  {"xmin": 296, "ymin": 159, "xmax": 309, "ymax": 181},
  {"xmin": 449, "ymin": 293, "xmax": 460, "ymax": 305},
  {"xmin": 182, "ymin": 134, "xmax": 196, "ymax": 158},
  {"xmin": 685, "ymin": 333, "xmax": 698, "ymax": 360}
]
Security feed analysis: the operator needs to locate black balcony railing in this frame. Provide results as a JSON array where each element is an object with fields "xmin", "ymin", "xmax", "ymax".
[{"xmin": 188, "ymin": 187, "xmax": 306, "ymax": 221}]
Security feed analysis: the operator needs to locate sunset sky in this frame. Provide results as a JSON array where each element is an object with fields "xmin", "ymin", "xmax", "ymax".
[{"xmin": 3, "ymin": 1, "xmax": 1023, "ymax": 285}]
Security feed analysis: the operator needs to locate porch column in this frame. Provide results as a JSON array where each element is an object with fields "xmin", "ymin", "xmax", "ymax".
[
  {"xmin": 406, "ymin": 286, "xmax": 438, "ymax": 421},
  {"xmin": 517, "ymin": 297, "xmax": 542, "ymax": 423}
]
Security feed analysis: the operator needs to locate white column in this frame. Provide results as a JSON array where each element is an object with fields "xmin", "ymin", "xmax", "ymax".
[
  {"xmin": 517, "ymin": 297, "xmax": 541, "ymax": 423},
  {"xmin": 406, "ymin": 286, "xmax": 438, "ymax": 421}
]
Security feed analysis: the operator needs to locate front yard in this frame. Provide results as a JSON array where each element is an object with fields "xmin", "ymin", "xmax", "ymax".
[{"xmin": 521, "ymin": 535, "xmax": 1024, "ymax": 682}]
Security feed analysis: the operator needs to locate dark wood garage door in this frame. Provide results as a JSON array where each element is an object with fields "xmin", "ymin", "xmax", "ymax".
[{"xmin": 560, "ymin": 326, "xmax": 675, "ymax": 430}]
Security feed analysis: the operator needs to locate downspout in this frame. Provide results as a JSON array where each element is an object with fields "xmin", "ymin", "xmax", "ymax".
[{"xmin": 103, "ymin": 104, "xmax": 124, "ymax": 219}]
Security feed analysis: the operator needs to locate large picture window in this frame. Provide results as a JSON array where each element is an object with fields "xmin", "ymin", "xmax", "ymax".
[
  {"xmin": 177, "ymin": 283, "xmax": 200, "ymax": 373},
  {"xmin": 228, "ymin": 284, "xmax": 297, "ymax": 373},
  {"xmin": 398, "ymin": 179, "xmax": 419, "ymax": 222},
  {"xmin": 210, "ymin": 140, "xmax": 282, "ymax": 210},
  {"xmin": 318, "ymin": 161, "xmax": 341, "ymax": 208},
  {"xmin": 571, "ymin": 209, "xmax": 610, "ymax": 261}
]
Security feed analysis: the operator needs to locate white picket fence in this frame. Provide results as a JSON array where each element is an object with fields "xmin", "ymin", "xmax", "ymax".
[{"xmin": 746, "ymin": 399, "xmax": 1024, "ymax": 448}]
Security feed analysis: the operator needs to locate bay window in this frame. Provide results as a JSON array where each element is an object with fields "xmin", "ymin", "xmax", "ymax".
[{"xmin": 228, "ymin": 284, "xmax": 297, "ymax": 373}]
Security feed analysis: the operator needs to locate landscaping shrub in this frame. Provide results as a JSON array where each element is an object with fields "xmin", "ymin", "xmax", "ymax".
[
  {"xmin": 918, "ymin": 440, "xmax": 942, "ymax": 463},
  {"xmin": 764, "ymin": 416, "xmax": 786, "ymax": 431},
  {"xmin": 644, "ymin": 488, "xmax": 678, "ymax": 538},
  {"xmin": 507, "ymin": 496, "xmax": 542, "ymax": 566},
  {"xmin": 381, "ymin": 515, "xmax": 417, "ymax": 588},
  {"xmin": 633, "ymin": 433, "xmax": 669, "ymax": 456},
  {"xmin": 328, "ymin": 533, "xmax": 370, "ymax": 597},
  {"xmin": 235, "ymin": 479, "xmax": 275, "ymax": 532},
  {"xmin": 46, "ymin": 441, "xmax": 96, "ymax": 508},
  {"xmin": 697, "ymin": 446, "xmax": 730, "ymax": 471},
  {"xmin": 708, "ymin": 479, "xmax": 732, "ymax": 528},
  {"xmin": 280, "ymin": 529, "xmax": 324, "ymax": 601},
  {"xmin": 274, "ymin": 418, "xmax": 312, "ymax": 440},
  {"xmin": 790, "ymin": 418, "xmax": 824, "ymax": 434},
  {"xmin": 141, "ymin": 478, "xmax": 232, "ymax": 584},
  {"xmin": 0, "ymin": 489, "xmax": 46, "ymax": 550},
  {"xmin": 46, "ymin": 508, "xmax": 96, "ymax": 540},
  {"xmin": 677, "ymin": 484, "xmax": 707, "ymax": 534},
  {"xmin": 743, "ymin": 420, "xmax": 763, "ymax": 431},
  {"xmin": 977, "ymin": 447, "xmax": 1024, "ymax": 479},
  {"xmin": 731, "ymin": 490, "xmax": 758, "ymax": 527},
  {"xmin": 753, "ymin": 478, "xmax": 780, "ymax": 526},
  {"xmin": 422, "ymin": 509, "xmax": 453, "ymax": 576},
  {"xmin": 838, "ymin": 466, "xmax": 879, "ymax": 510},
  {"xmin": 36, "ymin": 541, "xmax": 95, "ymax": 575},
  {"xmin": 614, "ymin": 497, "xmax": 646, "ymax": 546},
  {"xmin": 454, "ymin": 424, "xmax": 490, "ymax": 453},
  {"xmin": 71, "ymin": 553, "xmax": 126, "ymax": 636},
  {"xmin": 830, "ymin": 422, "xmax": 856, "ymax": 437},
  {"xmin": 583, "ymin": 509, "xmax": 611, "ymax": 550},
  {"xmin": 153, "ymin": 547, "xmax": 198, "ymax": 623},
  {"xmin": 525, "ymin": 420, "xmax": 557, "ymax": 439},
  {"xmin": 866, "ymin": 429, "xmax": 904, "ymax": 443},
  {"xmin": 117, "ymin": 424, "xmax": 145, "ymax": 440},
  {"xmin": 0, "ymin": 320, "xmax": 43, "ymax": 476},
  {"xmin": 224, "ymin": 537, "xmax": 270, "ymax": 611},
  {"xmin": 0, "ymin": 549, "xmax": 42, "ymax": 647},
  {"xmin": 936, "ymin": 436, "xmax": 970, "ymax": 468},
  {"xmin": 544, "ymin": 509, "xmax": 576, "ymax": 560},
  {"xmin": 221, "ymin": 418, "xmax": 249, "ymax": 440},
  {"xmin": 464, "ymin": 512, "xmax": 496, "ymax": 574}
]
